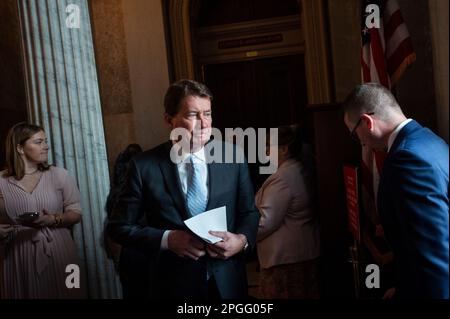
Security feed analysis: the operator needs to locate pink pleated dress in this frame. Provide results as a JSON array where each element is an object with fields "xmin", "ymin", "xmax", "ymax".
[{"xmin": 0, "ymin": 166, "xmax": 86, "ymax": 299}]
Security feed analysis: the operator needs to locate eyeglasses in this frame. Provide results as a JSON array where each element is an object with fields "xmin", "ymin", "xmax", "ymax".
[{"xmin": 350, "ymin": 112, "xmax": 374, "ymax": 142}]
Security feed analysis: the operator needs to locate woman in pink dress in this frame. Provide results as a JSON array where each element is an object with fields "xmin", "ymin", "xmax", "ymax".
[{"xmin": 0, "ymin": 123, "xmax": 86, "ymax": 299}]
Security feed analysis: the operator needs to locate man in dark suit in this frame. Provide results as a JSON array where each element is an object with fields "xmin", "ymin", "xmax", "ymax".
[
  {"xmin": 343, "ymin": 83, "xmax": 449, "ymax": 299},
  {"xmin": 107, "ymin": 79, "xmax": 259, "ymax": 299}
]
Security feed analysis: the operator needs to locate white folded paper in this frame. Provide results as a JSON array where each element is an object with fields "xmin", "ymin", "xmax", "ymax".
[{"xmin": 184, "ymin": 206, "xmax": 227, "ymax": 244}]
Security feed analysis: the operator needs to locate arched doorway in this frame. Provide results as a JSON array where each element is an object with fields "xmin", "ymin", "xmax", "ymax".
[
  {"xmin": 166, "ymin": 0, "xmax": 330, "ymax": 189},
  {"xmin": 193, "ymin": 2, "xmax": 308, "ymax": 190},
  {"xmin": 165, "ymin": 0, "xmax": 332, "ymax": 104}
]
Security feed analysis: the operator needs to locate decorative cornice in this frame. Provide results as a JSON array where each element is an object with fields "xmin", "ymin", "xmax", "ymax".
[{"xmin": 197, "ymin": 15, "xmax": 302, "ymax": 40}]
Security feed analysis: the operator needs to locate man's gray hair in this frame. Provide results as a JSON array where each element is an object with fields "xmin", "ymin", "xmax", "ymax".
[{"xmin": 342, "ymin": 83, "xmax": 402, "ymax": 123}]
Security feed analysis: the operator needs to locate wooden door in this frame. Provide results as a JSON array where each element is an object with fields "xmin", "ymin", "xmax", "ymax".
[
  {"xmin": 203, "ymin": 54, "xmax": 307, "ymax": 131},
  {"xmin": 203, "ymin": 54, "xmax": 308, "ymax": 189}
]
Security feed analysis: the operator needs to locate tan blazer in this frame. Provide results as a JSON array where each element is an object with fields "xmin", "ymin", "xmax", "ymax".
[{"xmin": 255, "ymin": 159, "xmax": 321, "ymax": 269}]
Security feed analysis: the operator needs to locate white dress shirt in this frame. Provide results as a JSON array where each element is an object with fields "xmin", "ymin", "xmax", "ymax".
[{"xmin": 160, "ymin": 147, "xmax": 209, "ymax": 250}]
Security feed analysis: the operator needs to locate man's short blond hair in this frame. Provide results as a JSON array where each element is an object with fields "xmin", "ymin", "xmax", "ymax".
[{"xmin": 342, "ymin": 83, "xmax": 402, "ymax": 123}]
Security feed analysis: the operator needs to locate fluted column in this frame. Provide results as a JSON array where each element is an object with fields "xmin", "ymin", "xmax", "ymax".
[{"xmin": 17, "ymin": 0, "xmax": 121, "ymax": 298}]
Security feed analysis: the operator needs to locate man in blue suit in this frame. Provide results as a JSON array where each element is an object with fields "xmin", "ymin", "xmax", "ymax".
[{"xmin": 343, "ymin": 83, "xmax": 449, "ymax": 299}]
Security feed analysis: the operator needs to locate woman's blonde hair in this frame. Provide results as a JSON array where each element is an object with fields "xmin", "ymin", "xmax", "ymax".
[{"xmin": 3, "ymin": 122, "xmax": 50, "ymax": 180}]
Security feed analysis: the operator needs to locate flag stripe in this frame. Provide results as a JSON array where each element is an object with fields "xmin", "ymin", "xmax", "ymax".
[
  {"xmin": 384, "ymin": 0, "xmax": 400, "ymax": 18},
  {"xmin": 370, "ymin": 29, "xmax": 390, "ymax": 88},
  {"xmin": 387, "ymin": 38, "xmax": 416, "ymax": 76},
  {"xmin": 390, "ymin": 52, "xmax": 416, "ymax": 86},
  {"xmin": 386, "ymin": 23, "xmax": 410, "ymax": 59},
  {"xmin": 361, "ymin": 49, "xmax": 371, "ymax": 82},
  {"xmin": 384, "ymin": 9, "xmax": 404, "ymax": 41}
]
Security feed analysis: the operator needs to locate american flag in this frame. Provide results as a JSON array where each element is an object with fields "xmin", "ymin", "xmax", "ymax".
[
  {"xmin": 361, "ymin": 0, "xmax": 416, "ymax": 89},
  {"xmin": 359, "ymin": 0, "xmax": 415, "ymax": 260}
]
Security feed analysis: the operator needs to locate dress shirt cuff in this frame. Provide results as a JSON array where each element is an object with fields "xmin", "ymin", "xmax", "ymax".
[{"xmin": 160, "ymin": 230, "xmax": 171, "ymax": 250}]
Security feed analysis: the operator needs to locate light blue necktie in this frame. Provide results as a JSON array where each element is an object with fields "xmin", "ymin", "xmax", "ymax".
[{"xmin": 186, "ymin": 155, "xmax": 207, "ymax": 216}]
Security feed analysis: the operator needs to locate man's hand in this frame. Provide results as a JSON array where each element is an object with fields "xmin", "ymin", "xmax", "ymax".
[
  {"xmin": 206, "ymin": 231, "xmax": 247, "ymax": 260},
  {"xmin": 168, "ymin": 230, "xmax": 206, "ymax": 260},
  {"xmin": 0, "ymin": 224, "xmax": 14, "ymax": 240}
]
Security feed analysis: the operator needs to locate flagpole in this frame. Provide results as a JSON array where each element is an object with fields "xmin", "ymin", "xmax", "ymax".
[{"xmin": 349, "ymin": 239, "xmax": 361, "ymax": 299}]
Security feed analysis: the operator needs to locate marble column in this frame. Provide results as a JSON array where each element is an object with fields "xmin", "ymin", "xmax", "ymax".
[{"xmin": 17, "ymin": 0, "xmax": 121, "ymax": 298}]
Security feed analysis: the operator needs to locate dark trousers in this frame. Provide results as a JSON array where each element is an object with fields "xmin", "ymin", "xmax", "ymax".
[{"xmin": 207, "ymin": 276, "xmax": 222, "ymax": 300}]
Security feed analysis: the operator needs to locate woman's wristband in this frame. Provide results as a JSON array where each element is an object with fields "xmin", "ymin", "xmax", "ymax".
[{"xmin": 53, "ymin": 213, "xmax": 63, "ymax": 227}]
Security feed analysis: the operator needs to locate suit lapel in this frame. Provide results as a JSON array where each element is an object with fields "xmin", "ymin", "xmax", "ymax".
[
  {"xmin": 159, "ymin": 143, "xmax": 189, "ymax": 220},
  {"xmin": 206, "ymin": 161, "xmax": 220, "ymax": 211},
  {"xmin": 159, "ymin": 139, "xmax": 225, "ymax": 220},
  {"xmin": 206, "ymin": 159, "xmax": 234, "ymax": 230},
  {"xmin": 205, "ymin": 139, "xmax": 221, "ymax": 211}
]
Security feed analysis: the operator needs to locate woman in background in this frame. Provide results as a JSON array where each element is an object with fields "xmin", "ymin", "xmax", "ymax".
[
  {"xmin": 256, "ymin": 125, "xmax": 321, "ymax": 299},
  {"xmin": 0, "ymin": 122, "xmax": 86, "ymax": 298}
]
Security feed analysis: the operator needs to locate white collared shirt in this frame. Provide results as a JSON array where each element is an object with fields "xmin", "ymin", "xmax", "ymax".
[
  {"xmin": 161, "ymin": 147, "xmax": 209, "ymax": 250},
  {"xmin": 387, "ymin": 119, "xmax": 413, "ymax": 152}
]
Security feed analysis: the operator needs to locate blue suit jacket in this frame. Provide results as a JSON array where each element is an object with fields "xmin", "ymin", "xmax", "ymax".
[{"xmin": 378, "ymin": 120, "xmax": 449, "ymax": 299}]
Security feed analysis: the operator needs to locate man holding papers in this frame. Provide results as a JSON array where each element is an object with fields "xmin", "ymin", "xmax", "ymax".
[{"xmin": 107, "ymin": 80, "xmax": 259, "ymax": 299}]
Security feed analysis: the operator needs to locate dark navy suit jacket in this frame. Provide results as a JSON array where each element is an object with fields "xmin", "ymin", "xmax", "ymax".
[
  {"xmin": 107, "ymin": 140, "xmax": 259, "ymax": 299},
  {"xmin": 378, "ymin": 120, "xmax": 449, "ymax": 298}
]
